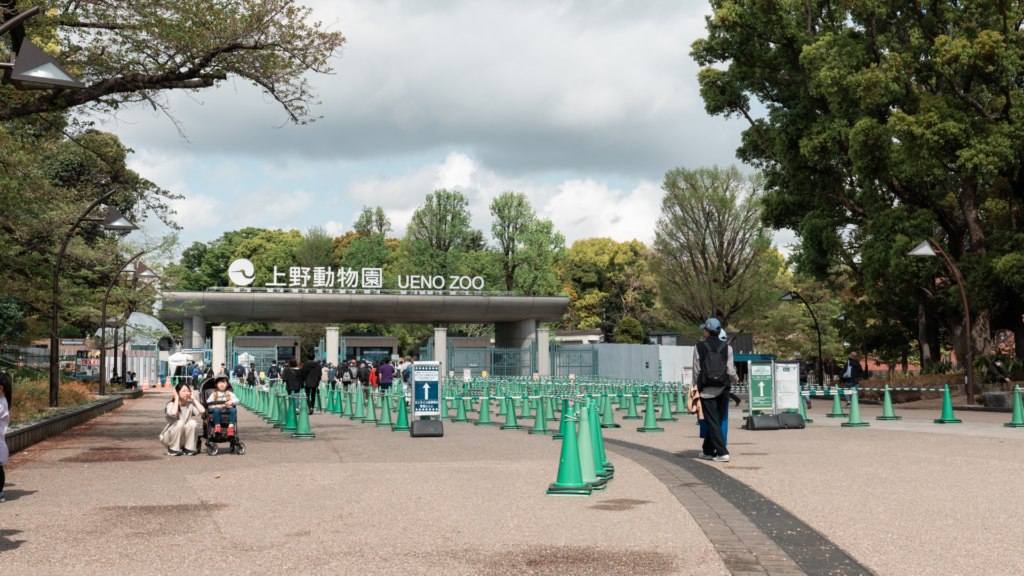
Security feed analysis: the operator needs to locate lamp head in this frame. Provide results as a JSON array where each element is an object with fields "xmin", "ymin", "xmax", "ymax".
[
  {"xmin": 11, "ymin": 38, "xmax": 86, "ymax": 90},
  {"xmin": 778, "ymin": 291, "xmax": 796, "ymax": 302},
  {"xmin": 836, "ymin": 313, "xmax": 848, "ymax": 321},
  {"xmin": 134, "ymin": 262, "xmax": 159, "ymax": 280},
  {"xmin": 908, "ymin": 240, "xmax": 936, "ymax": 257},
  {"xmin": 102, "ymin": 207, "xmax": 139, "ymax": 231}
]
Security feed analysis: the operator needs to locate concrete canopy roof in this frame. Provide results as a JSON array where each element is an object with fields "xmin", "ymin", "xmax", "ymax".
[{"xmin": 161, "ymin": 292, "xmax": 568, "ymax": 324}]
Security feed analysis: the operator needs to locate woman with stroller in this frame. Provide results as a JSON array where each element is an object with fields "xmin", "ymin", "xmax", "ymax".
[{"xmin": 160, "ymin": 382, "xmax": 205, "ymax": 456}]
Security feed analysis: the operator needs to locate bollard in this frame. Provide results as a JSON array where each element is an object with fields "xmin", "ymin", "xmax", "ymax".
[
  {"xmin": 826, "ymin": 390, "xmax": 847, "ymax": 418},
  {"xmin": 657, "ymin": 391, "xmax": 678, "ymax": 422},
  {"xmin": 601, "ymin": 395, "xmax": 621, "ymax": 428},
  {"xmin": 637, "ymin": 390, "xmax": 665, "ymax": 433},
  {"xmin": 500, "ymin": 398, "xmax": 525, "ymax": 430},
  {"xmin": 529, "ymin": 397, "xmax": 554, "ymax": 435},
  {"xmin": 452, "ymin": 396, "xmax": 471, "ymax": 423},
  {"xmin": 622, "ymin": 394, "xmax": 642, "ymax": 420},
  {"xmin": 291, "ymin": 392, "xmax": 316, "ymax": 438},
  {"xmin": 546, "ymin": 410, "xmax": 592, "ymax": 497},
  {"xmin": 377, "ymin": 391, "xmax": 394, "ymax": 427},
  {"xmin": 1004, "ymin": 386, "xmax": 1024, "ymax": 428},
  {"xmin": 876, "ymin": 385, "xmax": 902, "ymax": 421},
  {"xmin": 576, "ymin": 403, "xmax": 607, "ymax": 491},
  {"xmin": 476, "ymin": 397, "xmax": 496, "ymax": 426},
  {"xmin": 841, "ymin": 390, "xmax": 870, "ymax": 428},
  {"xmin": 934, "ymin": 384, "xmax": 962, "ymax": 424}
]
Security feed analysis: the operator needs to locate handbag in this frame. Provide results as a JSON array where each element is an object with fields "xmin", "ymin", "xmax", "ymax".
[
  {"xmin": 842, "ymin": 362, "xmax": 853, "ymax": 379},
  {"xmin": 686, "ymin": 385, "xmax": 703, "ymax": 419}
]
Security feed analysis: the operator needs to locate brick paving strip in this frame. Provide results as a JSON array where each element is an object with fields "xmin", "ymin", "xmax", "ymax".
[{"xmin": 605, "ymin": 439, "xmax": 874, "ymax": 576}]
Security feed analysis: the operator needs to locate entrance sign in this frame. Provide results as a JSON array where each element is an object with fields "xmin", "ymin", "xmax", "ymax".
[
  {"xmin": 413, "ymin": 361, "xmax": 441, "ymax": 417},
  {"xmin": 223, "ymin": 261, "xmax": 486, "ymax": 291},
  {"xmin": 228, "ymin": 259, "xmax": 255, "ymax": 286},
  {"xmin": 749, "ymin": 362, "xmax": 774, "ymax": 410},
  {"xmin": 774, "ymin": 362, "xmax": 801, "ymax": 410}
]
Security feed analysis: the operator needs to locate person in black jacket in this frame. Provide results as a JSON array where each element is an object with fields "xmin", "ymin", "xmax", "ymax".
[
  {"xmin": 282, "ymin": 359, "xmax": 301, "ymax": 414},
  {"xmin": 299, "ymin": 353, "xmax": 321, "ymax": 415},
  {"xmin": 840, "ymin": 352, "xmax": 864, "ymax": 408},
  {"xmin": 986, "ymin": 360, "xmax": 1011, "ymax": 384}
]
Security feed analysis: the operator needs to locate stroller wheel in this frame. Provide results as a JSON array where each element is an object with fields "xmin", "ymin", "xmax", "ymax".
[
  {"xmin": 236, "ymin": 441, "xmax": 246, "ymax": 455},
  {"xmin": 206, "ymin": 442, "xmax": 219, "ymax": 456}
]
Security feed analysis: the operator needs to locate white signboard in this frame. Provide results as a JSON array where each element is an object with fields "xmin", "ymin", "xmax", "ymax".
[
  {"xmin": 774, "ymin": 361, "xmax": 801, "ymax": 411},
  {"xmin": 226, "ymin": 259, "xmax": 486, "ymax": 290}
]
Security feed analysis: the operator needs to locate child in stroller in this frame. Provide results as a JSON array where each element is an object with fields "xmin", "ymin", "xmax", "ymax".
[{"xmin": 199, "ymin": 374, "xmax": 246, "ymax": 456}]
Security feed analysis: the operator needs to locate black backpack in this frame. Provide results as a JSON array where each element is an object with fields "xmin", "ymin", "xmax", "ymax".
[
  {"xmin": 699, "ymin": 340, "xmax": 729, "ymax": 387},
  {"xmin": 234, "ymin": 366, "xmax": 245, "ymax": 378}
]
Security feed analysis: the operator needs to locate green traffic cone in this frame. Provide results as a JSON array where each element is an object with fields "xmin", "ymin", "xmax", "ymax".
[
  {"xmin": 877, "ymin": 385, "xmax": 902, "ymax": 421},
  {"xmin": 521, "ymin": 397, "xmax": 533, "ymax": 420},
  {"xmin": 576, "ymin": 404, "xmax": 607, "ymax": 491},
  {"xmin": 799, "ymin": 392, "xmax": 813, "ymax": 424},
  {"xmin": 452, "ymin": 396, "xmax": 471, "ymax": 423},
  {"xmin": 500, "ymin": 398, "xmax": 524, "ymax": 430},
  {"xmin": 377, "ymin": 392, "xmax": 394, "ymax": 427},
  {"xmin": 529, "ymin": 397, "xmax": 554, "ymax": 435},
  {"xmin": 592, "ymin": 399, "xmax": 614, "ymax": 477},
  {"xmin": 1004, "ymin": 386, "xmax": 1024, "ymax": 428},
  {"xmin": 673, "ymin": 389, "xmax": 687, "ymax": 415},
  {"xmin": 351, "ymin": 388, "xmax": 366, "ymax": 420},
  {"xmin": 326, "ymin": 387, "xmax": 336, "ymax": 413},
  {"xmin": 282, "ymin": 394, "xmax": 298, "ymax": 433},
  {"xmin": 934, "ymin": 384, "xmax": 962, "ymax": 424},
  {"xmin": 254, "ymin": 388, "xmax": 265, "ymax": 417},
  {"xmin": 342, "ymin": 389, "xmax": 354, "ymax": 417},
  {"xmin": 364, "ymin": 392, "xmax": 379, "ymax": 423},
  {"xmin": 291, "ymin": 392, "xmax": 316, "ymax": 438},
  {"xmin": 476, "ymin": 398, "xmax": 496, "ymax": 426},
  {"xmin": 546, "ymin": 397, "xmax": 558, "ymax": 421},
  {"xmin": 588, "ymin": 400, "xmax": 612, "ymax": 480},
  {"xmin": 826, "ymin": 390, "xmax": 847, "ymax": 418},
  {"xmin": 657, "ymin": 391, "xmax": 678, "ymax": 422},
  {"xmin": 270, "ymin": 392, "xmax": 284, "ymax": 428},
  {"xmin": 392, "ymin": 392, "xmax": 411, "ymax": 432},
  {"xmin": 335, "ymin": 388, "xmax": 345, "ymax": 415},
  {"xmin": 314, "ymin": 387, "xmax": 323, "ymax": 412},
  {"xmin": 601, "ymin": 395, "xmax": 620, "ymax": 428},
  {"xmin": 553, "ymin": 398, "xmax": 569, "ymax": 440},
  {"xmin": 496, "ymin": 396, "xmax": 508, "ymax": 417},
  {"xmin": 841, "ymin": 390, "xmax": 870, "ymax": 427},
  {"xmin": 546, "ymin": 412, "xmax": 592, "ymax": 497},
  {"xmin": 622, "ymin": 394, "xmax": 642, "ymax": 420},
  {"xmin": 637, "ymin": 389, "xmax": 664, "ymax": 433}
]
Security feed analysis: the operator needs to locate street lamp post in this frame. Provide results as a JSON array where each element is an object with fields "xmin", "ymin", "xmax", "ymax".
[
  {"xmin": 908, "ymin": 239, "xmax": 975, "ymax": 405},
  {"xmin": 99, "ymin": 253, "xmax": 157, "ymax": 395},
  {"xmin": 779, "ymin": 291, "xmax": 826, "ymax": 387}
]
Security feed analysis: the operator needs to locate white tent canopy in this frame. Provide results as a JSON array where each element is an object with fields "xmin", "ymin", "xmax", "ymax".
[{"xmin": 167, "ymin": 352, "xmax": 193, "ymax": 368}]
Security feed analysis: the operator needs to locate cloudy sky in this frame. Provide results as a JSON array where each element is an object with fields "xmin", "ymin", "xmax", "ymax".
[{"xmin": 117, "ymin": 0, "xmax": 774, "ymax": 253}]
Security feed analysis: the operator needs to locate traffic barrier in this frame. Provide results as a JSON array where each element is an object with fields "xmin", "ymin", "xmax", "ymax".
[
  {"xmin": 282, "ymin": 393, "xmax": 298, "ymax": 433},
  {"xmin": 601, "ymin": 395, "xmax": 620, "ymax": 429},
  {"xmin": 291, "ymin": 392, "xmax": 316, "ymax": 438},
  {"xmin": 636, "ymin": 388, "xmax": 664, "ymax": 433},
  {"xmin": 500, "ymin": 398, "xmax": 524, "ymax": 430},
  {"xmin": 841, "ymin": 390, "xmax": 869, "ymax": 428},
  {"xmin": 377, "ymin": 392, "xmax": 394, "ymax": 427},
  {"xmin": 546, "ymin": 402, "xmax": 591, "ymax": 497},
  {"xmin": 826, "ymin": 392, "xmax": 847, "ymax": 418},
  {"xmin": 452, "ymin": 396, "xmax": 471, "ymax": 423},
  {"xmin": 1005, "ymin": 386, "xmax": 1024, "ymax": 428},
  {"xmin": 934, "ymin": 385, "xmax": 962, "ymax": 424},
  {"xmin": 576, "ymin": 403, "xmax": 606, "ymax": 491},
  {"xmin": 876, "ymin": 385, "xmax": 902, "ymax": 421},
  {"xmin": 476, "ymin": 398, "xmax": 496, "ymax": 427}
]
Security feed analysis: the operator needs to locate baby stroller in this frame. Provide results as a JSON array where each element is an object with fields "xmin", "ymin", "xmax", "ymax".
[{"xmin": 199, "ymin": 377, "xmax": 246, "ymax": 456}]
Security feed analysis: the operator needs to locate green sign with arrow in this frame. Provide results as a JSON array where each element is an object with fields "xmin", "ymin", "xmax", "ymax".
[{"xmin": 750, "ymin": 361, "xmax": 774, "ymax": 410}]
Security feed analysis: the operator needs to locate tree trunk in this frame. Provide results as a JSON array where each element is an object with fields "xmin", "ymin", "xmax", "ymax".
[
  {"xmin": 1015, "ymin": 317, "xmax": 1024, "ymax": 359},
  {"xmin": 918, "ymin": 302, "xmax": 934, "ymax": 372},
  {"xmin": 901, "ymin": 347, "xmax": 908, "ymax": 373},
  {"xmin": 944, "ymin": 308, "xmax": 992, "ymax": 368}
]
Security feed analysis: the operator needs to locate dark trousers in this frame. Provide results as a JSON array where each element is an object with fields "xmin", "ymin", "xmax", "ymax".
[
  {"xmin": 304, "ymin": 387, "xmax": 318, "ymax": 411},
  {"xmin": 701, "ymin": 392, "xmax": 730, "ymax": 457}
]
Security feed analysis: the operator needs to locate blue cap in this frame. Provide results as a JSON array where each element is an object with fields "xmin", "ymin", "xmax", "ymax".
[{"xmin": 700, "ymin": 318, "xmax": 721, "ymax": 332}]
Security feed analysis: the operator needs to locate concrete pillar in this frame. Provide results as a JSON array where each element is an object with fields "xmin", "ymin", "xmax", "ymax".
[
  {"xmin": 537, "ymin": 327, "xmax": 551, "ymax": 378},
  {"xmin": 326, "ymin": 326, "xmax": 340, "ymax": 368},
  {"xmin": 434, "ymin": 326, "xmax": 448, "ymax": 379},
  {"xmin": 212, "ymin": 326, "xmax": 227, "ymax": 376},
  {"xmin": 182, "ymin": 318, "xmax": 193, "ymax": 349},
  {"xmin": 494, "ymin": 319, "xmax": 537, "ymax": 349},
  {"xmin": 191, "ymin": 314, "xmax": 206, "ymax": 350}
]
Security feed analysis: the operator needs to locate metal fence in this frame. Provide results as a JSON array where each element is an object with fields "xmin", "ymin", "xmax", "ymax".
[
  {"xmin": 227, "ymin": 344, "xmax": 278, "ymax": 378},
  {"xmin": 448, "ymin": 345, "xmax": 536, "ymax": 377},
  {"xmin": 551, "ymin": 345, "xmax": 599, "ymax": 377}
]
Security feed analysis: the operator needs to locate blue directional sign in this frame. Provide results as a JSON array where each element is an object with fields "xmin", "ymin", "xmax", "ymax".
[{"xmin": 413, "ymin": 361, "xmax": 441, "ymax": 416}]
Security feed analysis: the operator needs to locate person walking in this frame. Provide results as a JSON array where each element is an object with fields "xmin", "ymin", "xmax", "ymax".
[
  {"xmin": 246, "ymin": 363, "xmax": 258, "ymax": 386},
  {"xmin": 0, "ymin": 371, "xmax": 11, "ymax": 502},
  {"xmin": 321, "ymin": 362, "xmax": 331, "ymax": 390},
  {"xmin": 282, "ymin": 359, "xmax": 302, "ymax": 413},
  {"xmin": 692, "ymin": 318, "xmax": 738, "ymax": 463},
  {"xmin": 840, "ymin": 352, "xmax": 864, "ymax": 408},
  {"xmin": 233, "ymin": 362, "xmax": 246, "ymax": 381},
  {"xmin": 357, "ymin": 361, "xmax": 370, "ymax": 387},
  {"xmin": 160, "ymin": 382, "xmax": 205, "ymax": 456},
  {"xmin": 300, "ymin": 353, "xmax": 321, "ymax": 414},
  {"xmin": 327, "ymin": 363, "xmax": 337, "ymax": 390},
  {"xmin": 340, "ymin": 362, "xmax": 353, "ymax": 390},
  {"xmin": 267, "ymin": 360, "xmax": 281, "ymax": 382}
]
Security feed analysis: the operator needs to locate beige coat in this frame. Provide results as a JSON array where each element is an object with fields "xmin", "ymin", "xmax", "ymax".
[{"xmin": 159, "ymin": 401, "xmax": 200, "ymax": 448}]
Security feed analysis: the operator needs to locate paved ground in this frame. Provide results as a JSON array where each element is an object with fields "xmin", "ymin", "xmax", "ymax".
[{"xmin": 3, "ymin": 391, "xmax": 1023, "ymax": 575}]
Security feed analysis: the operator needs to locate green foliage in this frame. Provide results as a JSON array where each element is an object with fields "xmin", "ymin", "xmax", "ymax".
[
  {"xmin": 295, "ymin": 225, "xmax": 336, "ymax": 268},
  {"xmin": 0, "ymin": 296, "xmax": 27, "ymax": 344},
  {"xmin": 613, "ymin": 317, "xmax": 645, "ymax": 344},
  {"xmin": 406, "ymin": 189, "xmax": 472, "ymax": 279},
  {"xmin": 232, "ymin": 230, "xmax": 303, "ymax": 287},
  {"xmin": 166, "ymin": 227, "xmax": 267, "ymax": 290},
  {"xmin": 749, "ymin": 274, "xmax": 844, "ymax": 364}
]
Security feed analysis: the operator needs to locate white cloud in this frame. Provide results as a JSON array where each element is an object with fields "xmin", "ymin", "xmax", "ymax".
[{"xmin": 324, "ymin": 220, "xmax": 348, "ymax": 236}]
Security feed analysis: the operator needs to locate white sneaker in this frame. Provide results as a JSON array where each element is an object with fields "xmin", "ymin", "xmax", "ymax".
[
  {"xmin": 697, "ymin": 452, "xmax": 713, "ymax": 460},
  {"xmin": 713, "ymin": 454, "xmax": 730, "ymax": 462}
]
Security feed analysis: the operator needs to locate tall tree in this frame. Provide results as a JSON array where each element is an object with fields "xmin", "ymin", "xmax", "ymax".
[
  {"xmin": 489, "ymin": 191, "xmax": 566, "ymax": 295},
  {"xmin": 295, "ymin": 225, "xmax": 335, "ymax": 268},
  {"xmin": 0, "ymin": 0, "xmax": 346, "ymax": 124},
  {"xmin": 406, "ymin": 189, "xmax": 472, "ymax": 278},
  {"xmin": 692, "ymin": 0, "xmax": 1024, "ymax": 363},
  {"xmin": 490, "ymin": 191, "xmax": 534, "ymax": 291},
  {"xmin": 651, "ymin": 165, "xmax": 783, "ymax": 328}
]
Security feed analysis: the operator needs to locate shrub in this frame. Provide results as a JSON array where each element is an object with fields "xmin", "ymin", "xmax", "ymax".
[
  {"xmin": 614, "ymin": 317, "xmax": 645, "ymax": 344},
  {"xmin": 9, "ymin": 378, "xmax": 96, "ymax": 426}
]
